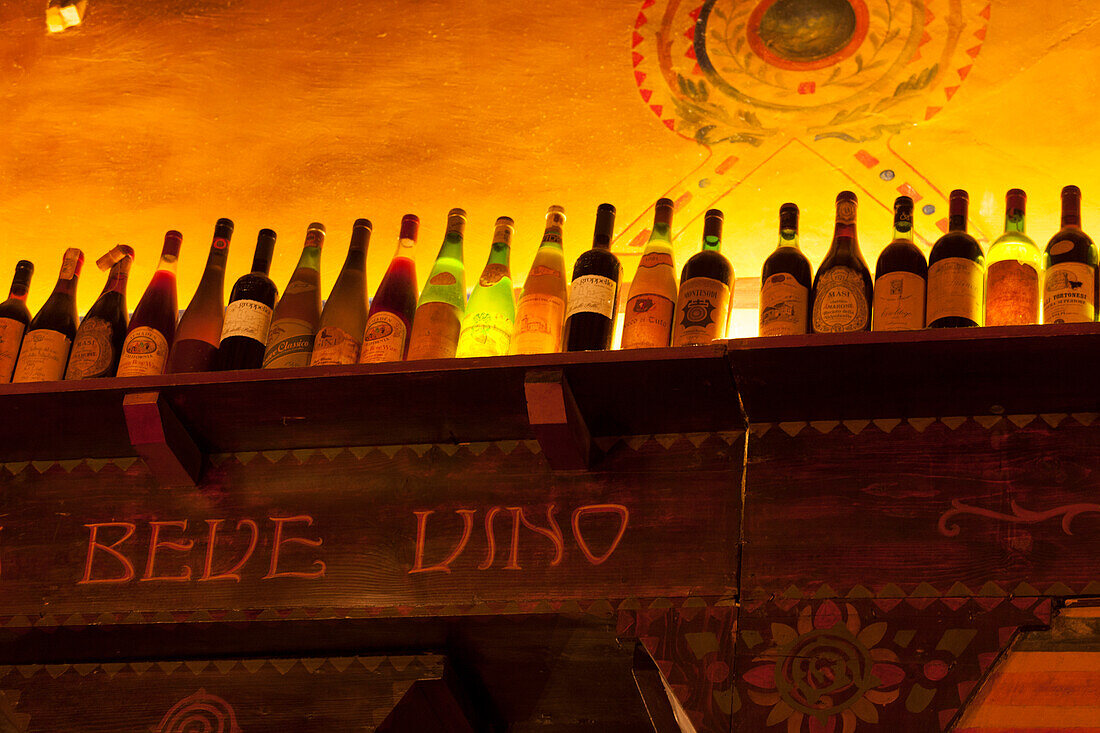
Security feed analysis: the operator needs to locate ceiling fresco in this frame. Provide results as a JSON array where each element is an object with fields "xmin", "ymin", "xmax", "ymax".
[{"xmin": 0, "ymin": 0, "xmax": 1097, "ymax": 336}]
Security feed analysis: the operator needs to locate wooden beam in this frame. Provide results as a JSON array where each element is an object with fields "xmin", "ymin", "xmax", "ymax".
[
  {"xmin": 122, "ymin": 390, "xmax": 203, "ymax": 487},
  {"xmin": 632, "ymin": 642, "xmax": 698, "ymax": 733},
  {"xmin": 523, "ymin": 367, "xmax": 594, "ymax": 470}
]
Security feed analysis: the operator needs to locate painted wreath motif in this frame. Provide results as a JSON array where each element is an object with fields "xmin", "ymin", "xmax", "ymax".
[{"xmin": 743, "ymin": 601, "xmax": 905, "ymax": 731}]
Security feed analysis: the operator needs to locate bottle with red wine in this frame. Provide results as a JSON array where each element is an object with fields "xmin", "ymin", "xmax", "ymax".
[
  {"xmin": 564, "ymin": 203, "xmax": 621, "ymax": 351},
  {"xmin": 811, "ymin": 191, "xmax": 872, "ymax": 333},
  {"xmin": 216, "ymin": 229, "xmax": 278, "ymax": 371},
  {"xmin": 672, "ymin": 208, "xmax": 733, "ymax": 346},
  {"xmin": 264, "ymin": 223, "xmax": 324, "ymax": 368},
  {"xmin": 65, "ymin": 245, "xmax": 134, "ymax": 380},
  {"xmin": 872, "ymin": 196, "xmax": 927, "ymax": 331},
  {"xmin": 926, "ymin": 190, "xmax": 984, "ymax": 328},
  {"xmin": 1043, "ymin": 185, "xmax": 1098, "ymax": 324},
  {"xmin": 0, "ymin": 260, "xmax": 34, "ymax": 383},
  {"xmin": 759, "ymin": 203, "xmax": 812, "ymax": 336},
  {"xmin": 12, "ymin": 249, "xmax": 82, "ymax": 383},
  {"xmin": 166, "ymin": 218, "xmax": 233, "ymax": 373},
  {"xmin": 311, "ymin": 220, "xmax": 370, "ymax": 366},
  {"xmin": 117, "ymin": 231, "xmax": 182, "ymax": 377},
  {"xmin": 360, "ymin": 215, "xmax": 419, "ymax": 363}
]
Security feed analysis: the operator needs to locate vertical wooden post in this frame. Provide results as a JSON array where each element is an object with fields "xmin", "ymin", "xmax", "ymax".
[
  {"xmin": 524, "ymin": 368, "xmax": 594, "ymax": 470},
  {"xmin": 122, "ymin": 390, "xmax": 203, "ymax": 487},
  {"xmin": 632, "ymin": 642, "xmax": 698, "ymax": 733}
]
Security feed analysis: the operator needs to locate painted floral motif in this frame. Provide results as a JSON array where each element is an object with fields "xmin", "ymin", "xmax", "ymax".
[{"xmin": 743, "ymin": 601, "xmax": 905, "ymax": 732}]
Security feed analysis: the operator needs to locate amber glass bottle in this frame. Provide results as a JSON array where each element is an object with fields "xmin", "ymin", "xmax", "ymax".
[
  {"xmin": 117, "ymin": 232, "xmax": 181, "ymax": 377},
  {"xmin": 311, "ymin": 220, "xmax": 370, "ymax": 366},
  {"xmin": 0, "ymin": 260, "xmax": 34, "ymax": 383},
  {"xmin": 167, "ymin": 218, "xmax": 233, "ymax": 373},
  {"xmin": 264, "ymin": 223, "xmax": 325, "ymax": 368},
  {"xmin": 66, "ymin": 245, "xmax": 134, "ymax": 379},
  {"xmin": 12, "ymin": 249, "xmax": 82, "ymax": 383}
]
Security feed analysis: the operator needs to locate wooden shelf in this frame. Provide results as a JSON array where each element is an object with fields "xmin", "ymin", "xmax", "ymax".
[{"xmin": 0, "ymin": 344, "xmax": 739, "ymax": 463}]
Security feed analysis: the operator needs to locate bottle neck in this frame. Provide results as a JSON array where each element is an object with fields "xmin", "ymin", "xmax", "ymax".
[
  {"xmin": 438, "ymin": 230, "xmax": 464, "ymax": 262},
  {"xmin": 8, "ymin": 273, "xmax": 29, "ymax": 301},
  {"xmin": 156, "ymin": 253, "xmax": 179, "ymax": 276},
  {"xmin": 702, "ymin": 232, "xmax": 721, "ymax": 253},
  {"xmin": 198, "ymin": 241, "xmax": 229, "ymax": 285},
  {"xmin": 892, "ymin": 210, "xmax": 914, "ymax": 243},
  {"xmin": 778, "ymin": 227, "xmax": 799, "ymax": 250},
  {"xmin": 294, "ymin": 245, "xmax": 322, "ymax": 273},
  {"xmin": 54, "ymin": 252, "xmax": 83, "ymax": 297},
  {"xmin": 1062, "ymin": 192, "xmax": 1082, "ymax": 229},
  {"xmin": 344, "ymin": 228, "xmax": 370, "ymax": 272},
  {"xmin": 777, "ymin": 206, "xmax": 800, "ymax": 250},
  {"xmin": 103, "ymin": 258, "xmax": 132, "ymax": 295},
  {"xmin": 702, "ymin": 214, "xmax": 723, "ymax": 254},
  {"xmin": 487, "ymin": 240, "xmax": 511, "ymax": 268},
  {"xmin": 393, "ymin": 233, "xmax": 417, "ymax": 261},
  {"xmin": 948, "ymin": 204, "xmax": 968, "ymax": 233},
  {"xmin": 1004, "ymin": 208, "xmax": 1026, "ymax": 235},
  {"xmin": 540, "ymin": 223, "xmax": 564, "ymax": 251}
]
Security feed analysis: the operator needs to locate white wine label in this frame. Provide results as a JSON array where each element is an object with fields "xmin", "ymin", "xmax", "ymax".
[
  {"xmin": 566, "ymin": 275, "xmax": 617, "ymax": 319},
  {"xmin": 514, "ymin": 293, "xmax": 565, "ymax": 354},
  {"xmin": 672, "ymin": 277, "xmax": 731, "ymax": 346},
  {"xmin": 0, "ymin": 317, "xmax": 26, "ymax": 382},
  {"xmin": 11, "ymin": 329, "xmax": 70, "ymax": 383},
  {"xmin": 283, "ymin": 280, "xmax": 317, "ymax": 296},
  {"xmin": 638, "ymin": 251, "xmax": 674, "ymax": 269},
  {"xmin": 812, "ymin": 266, "xmax": 869, "ymax": 333},
  {"xmin": 759, "ymin": 273, "xmax": 809, "ymax": 337},
  {"xmin": 1044, "ymin": 261, "xmax": 1096, "ymax": 323},
  {"xmin": 310, "ymin": 326, "xmax": 361, "ymax": 366},
  {"xmin": 872, "ymin": 270, "xmax": 926, "ymax": 331},
  {"xmin": 263, "ymin": 318, "xmax": 315, "ymax": 368},
  {"xmin": 926, "ymin": 257, "xmax": 983, "ymax": 326},
  {"xmin": 407, "ymin": 302, "xmax": 462, "ymax": 360},
  {"xmin": 456, "ymin": 311, "xmax": 514, "ymax": 358},
  {"xmin": 986, "ymin": 260, "xmax": 1039, "ymax": 326},
  {"xmin": 621, "ymin": 293, "xmax": 675, "ymax": 348},
  {"xmin": 360, "ymin": 311, "xmax": 408, "ymax": 363},
  {"xmin": 65, "ymin": 318, "xmax": 116, "ymax": 379},
  {"xmin": 117, "ymin": 327, "xmax": 169, "ymax": 377},
  {"xmin": 479, "ymin": 264, "xmax": 509, "ymax": 287},
  {"xmin": 421, "ymin": 271, "xmax": 466, "ymax": 309},
  {"xmin": 221, "ymin": 299, "xmax": 274, "ymax": 342}
]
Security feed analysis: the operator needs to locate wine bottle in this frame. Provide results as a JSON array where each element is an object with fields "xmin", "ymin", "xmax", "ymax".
[
  {"xmin": 216, "ymin": 229, "xmax": 278, "ymax": 371},
  {"xmin": 759, "ymin": 203, "xmax": 812, "ymax": 336},
  {"xmin": 0, "ymin": 260, "xmax": 34, "ymax": 383},
  {"xmin": 672, "ymin": 209, "xmax": 733, "ymax": 346},
  {"xmin": 926, "ymin": 190, "xmax": 985, "ymax": 328},
  {"xmin": 360, "ymin": 215, "xmax": 419, "ymax": 364},
  {"xmin": 621, "ymin": 198, "xmax": 678, "ymax": 348},
  {"xmin": 811, "ymin": 191, "xmax": 872, "ymax": 333},
  {"xmin": 65, "ymin": 245, "xmax": 134, "ymax": 380},
  {"xmin": 263, "ymin": 223, "xmax": 325, "ymax": 368},
  {"xmin": 166, "ymin": 218, "xmax": 233, "ymax": 373},
  {"xmin": 456, "ymin": 217, "xmax": 516, "ymax": 358},
  {"xmin": 12, "ymin": 249, "xmax": 82, "ymax": 383},
  {"xmin": 872, "ymin": 196, "xmax": 927, "ymax": 331},
  {"xmin": 117, "ymin": 231, "xmax": 182, "ymax": 377},
  {"xmin": 311, "ymin": 220, "xmax": 370, "ymax": 366},
  {"xmin": 564, "ymin": 203, "xmax": 622, "ymax": 351},
  {"xmin": 407, "ymin": 209, "xmax": 467, "ymax": 360},
  {"xmin": 986, "ymin": 189, "xmax": 1041, "ymax": 326},
  {"xmin": 514, "ymin": 205, "xmax": 568, "ymax": 355},
  {"xmin": 1043, "ymin": 185, "xmax": 1098, "ymax": 324}
]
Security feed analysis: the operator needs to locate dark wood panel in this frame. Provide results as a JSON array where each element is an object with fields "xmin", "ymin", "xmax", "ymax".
[
  {"xmin": 0, "ymin": 434, "xmax": 741, "ymax": 620},
  {"xmin": 743, "ymin": 417, "xmax": 1100, "ymax": 599},
  {"xmin": 728, "ymin": 323, "xmax": 1100, "ymax": 422}
]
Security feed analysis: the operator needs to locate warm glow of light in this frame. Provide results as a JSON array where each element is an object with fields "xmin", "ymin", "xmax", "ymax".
[{"xmin": 45, "ymin": 0, "xmax": 86, "ymax": 33}]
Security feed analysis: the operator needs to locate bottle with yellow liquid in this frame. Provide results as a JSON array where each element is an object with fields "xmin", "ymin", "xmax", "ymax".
[
  {"xmin": 985, "ymin": 189, "xmax": 1041, "ymax": 326},
  {"xmin": 456, "ymin": 217, "xmax": 515, "ymax": 358},
  {"xmin": 514, "ymin": 205, "xmax": 567, "ymax": 354},
  {"xmin": 621, "ymin": 198, "xmax": 678, "ymax": 348},
  {"xmin": 407, "ymin": 209, "xmax": 466, "ymax": 360}
]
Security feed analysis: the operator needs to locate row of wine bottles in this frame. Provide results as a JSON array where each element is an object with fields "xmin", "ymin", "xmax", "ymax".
[
  {"xmin": 764, "ymin": 186, "xmax": 1097, "ymax": 335},
  {"xmin": 0, "ymin": 185, "xmax": 1093, "ymax": 384}
]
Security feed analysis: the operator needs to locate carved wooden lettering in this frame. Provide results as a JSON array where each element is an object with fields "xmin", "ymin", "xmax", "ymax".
[
  {"xmin": 409, "ymin": 502, "xmax": 627, "ymax": 574},
  {"xmin": 142, "ymin": 520, "xmax": 195, "ymax": 582},
  {"xmin": 79, "ymin": 522, "xmax": 138, "ymax": 585},
  {"xmin": 264, "ymin": 516, "xmax": 326, "ymax": 580},
  {"xmin": 200, "ymin": 519, "xmax": 259, "ymax": 582}
]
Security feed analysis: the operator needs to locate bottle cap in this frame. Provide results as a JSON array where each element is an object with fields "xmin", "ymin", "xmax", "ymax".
[
  {"xmin": 836, "ymin": 191, "xmax": 858, "ymax": 204},
  {"xmin": 447, "ymin": 208, "xmax": 468, "ymax": 219},
  {"xmin": 1006, "ymin": 188, "xmax": 1027, "ymax": 211},
  {"xmin": 214, "ymin": 218, "xmax": 234, "ymax": 237},
  {"xmin": 655, "ymin": 198, "xmax": 674, "ymax": 209},
  {"xmin": 162, "ymin": 231, "xmax": 183, "ymax": 258},
  {"xmin": 304, "ymin": 223, "xmax": 326, "ymax": 249},
  {"xmin": 400, "ymin": 214, "xmax": 420, "ymax": 241},
  {"xmin": 15, "ymin": 260, "xmax": 33, "ymax": 277},
  {"xmin": 493, "ymin": 217, "xmax": 515, "ymax": 243},
  {"xmin": 96, "ymin": 244, "xmax": 135, "ymax": 271},
  {"xmin": 950, "ymin": 189, "xmax": 969, "ymax": 202},
  {"xmin": 353, "ymin": 218, "xmax": 372, "ymax": 230},
  {"xmin": 705, "ymin": 208, "xmax": 724, "ymax": 221},
  {"xmin": 1063, "ymin": 185, "xmax": 1082, "ymax": 198},
  {"xmin": 547, "ymin": 204, "xmax": 566, "ymax": 219}
]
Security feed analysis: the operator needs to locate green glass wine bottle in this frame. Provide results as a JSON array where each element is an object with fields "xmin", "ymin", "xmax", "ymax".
[
  {"xmin": 407, "ymin": 208, "xmax": 467, "ymax": 360},
  {"xmin": 456, "ymin": 217, "xmax": 515, "ymax": 358}
]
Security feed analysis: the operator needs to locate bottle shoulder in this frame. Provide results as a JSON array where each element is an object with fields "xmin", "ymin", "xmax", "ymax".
[
  {"xmin": 682, "ymin": 250, "xmax": 733, "ymax": 283},
  {"xmin": 1045, "ymin": 227, "xmax": 1098, "ymax": 266},
  {"xmin": 929, "ymin": 231, "xmax": 984, "ymax": 263},
  {"xmin": 875, "ymin": 240, "xmax": 928, "ymax": 277}
]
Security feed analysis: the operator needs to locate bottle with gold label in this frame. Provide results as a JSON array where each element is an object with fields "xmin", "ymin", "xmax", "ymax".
[
  {"xmin": 872, "ymin": 196, "xmax": 927, "ymax": 331},
  {"xmin": 986, "ymin": 189, "xmax": 1041, "ymax": 326},
  {"xmin": 166, "ymin": 218, "xmax": 233, "ymax": 373},
  {"xmin": 456, "ymin": 217, "xmax": 515, "ymax": 358},
  {"xmin": 514, "ymin": 205, "xmax": 568, "ymax": 354},
  {"xmin": 117, "ymin": 232, "xmax": 181, "ymax": 377},
  {"xmin": 264, "ymin": 223, "xmax": 325, "ymax": 368},
  {"xmin": 13, "ymin": 250, "xmax": 81, "ymax": 383},
  {"xmin": 812, "ymin": 191, "xmax": 872, "ymax": 334},
  {"xmin": 65, "ymin": 245, "xmax": 134, "ymax": 380},
  {"xmin": 311, "ymin": 220, "xmax": 369, "ymax": 366},
  {"xmin": 760, "ymin": 203, "xmax": 812, "ymax": 336},
  {"xmin": 1043, "ymin": 185, "xmax": 1098, "ymax": 324},
  {"xmin": 927, "ymin": 190, "xmax": 984, "ymax": 328},
  {"xmin": 0, "ymin": 260, "xmax": 34, "ymax": 383},
  {"xmin": 216, "ymin": 229, "xmax": 278, "ymax": 371},
  {"xmin": 407, "ymin": 209, "xmax": 467, "ymax": 360},
  {"xmin": 672, "ymin": 209, "xmax": 733, "ymax": 346},
  {"xmin": 361, "ymin": 215, "xmax": 419, "ymax": 364},
  {"xmin": 564, "ymin": 204, "xmax": 621, "ymax": 351},
  {"xmin": 621, "ymin": 198, "xmax": 678, "ymax": 348}
]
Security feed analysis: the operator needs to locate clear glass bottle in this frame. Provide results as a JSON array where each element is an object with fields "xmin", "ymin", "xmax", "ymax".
[
  {"xmin": 986, "ymin": 189, "xmax": 1041, "ymax": 326},
  {"xmin": 514, "ymin": 206, "xmax": 568, "ymax": 354},
  {"xmin": 311, "ymin": 220, "xmax": 370, "ymax": 366},
  {"xmin": 621, "ymin": 198, "xmax": 678, "ymax": 348},
  {"xmin": 456, "ymin": 217, "xmax": 516, "ymax": 358}
]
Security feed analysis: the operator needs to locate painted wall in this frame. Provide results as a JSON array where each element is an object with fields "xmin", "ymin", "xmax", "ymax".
[{"xmin": 0, "ymin": 0, "xmax": 1097, "ymax": 336}]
